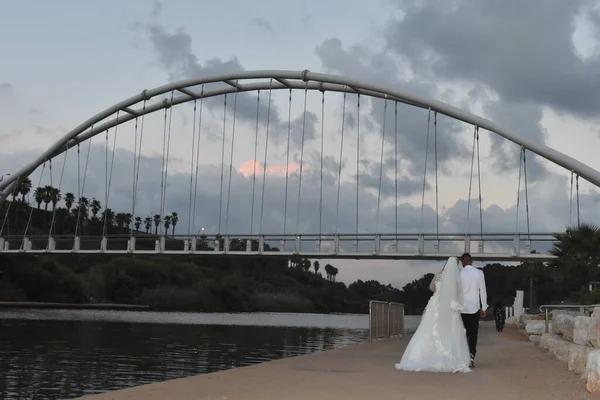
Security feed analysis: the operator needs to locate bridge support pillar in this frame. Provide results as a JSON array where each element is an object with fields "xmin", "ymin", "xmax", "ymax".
[
  {"xmin": 513, "ymin": 235, "xmax": 520, "ymax": 256},
  {"xmin": 295, "ymin": 236, "xmax": 301, "ymax": 253},
  {"xmin": 279, "ymin": 239, "xmax": 286, "ymax": 252},
  {"xmin": 315, "ymin": 239, "xmax": 320, "ymax": 252},
  {"xmin": 374, "ymin": 235, "xmax": 380, "ymax": 255},
  {"xmin": 418, "ymin": 234, "xmax": 424, "ymax": 255},
  {"xmin": 258, "ymin": 236, "xmax": 264, "ymax": 253},
  {"xmin": 128, "ymin": 236, "xmax": 136, "ymax": 253},
  {"xmin": 47, "ymin": 237, "xmax": 56, "ymax": 251},
  {"xmin": 22, "ymin": 237, "xmax": 30, "ymax": 251},
  {"xmin": 334, "ymin": 235, "xmax": 340, "ymax": 254},
  {"xmin": 0, "ymin": 238, "xmax": 4, "ymax": 251},
  {"xmin": 246, "ymin": 239, "xmax": 251, "ymax": 252},
  {"xmin": 160, "ymin": 236, "xmax": 165, "ymax": 252},
  {"xmin": 101, "ymin": 236, "xmax": 107, "ymax": 252},
  {"xmin": 478, "ymin": 240, "xmax": 484, "ymax": 254},
  {"xmin": 154, "ymin": 240, "xmax": 160, "ymax": 252},
  {"xmin": 190, "ymin": 238, "xmax": 196, "ymax": 252},
  {"xmin": 214, "ymin": 239, "xmax": 219, "ymax": 251},
  {"xmin": 463, "ymin": 234, "xmax": 471, "ymax": 253},
  {"xmin": 73, "ymin": 236, "xmax": 80, "ymax": 251},
  {"xmin": 524, "ymin": 239, "xmax": 532, "ymax": 254},
  {"xmin": 184, "ymin": 239, "xmax": 189, "ymax": 252},
  {"xmin": 223, "ymin": 236, "xmax": 229, "ymax": 253}
]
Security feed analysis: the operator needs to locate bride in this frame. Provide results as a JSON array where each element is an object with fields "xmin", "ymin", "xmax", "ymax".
[{"xmin": 395, "ymin": 257, "xmax": 471, "ymax": 373}]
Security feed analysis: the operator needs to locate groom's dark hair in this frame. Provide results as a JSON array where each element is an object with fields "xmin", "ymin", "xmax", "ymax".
[{"xmin": 460, "ymin": 253, "xmax": 472, "ymax": 264}]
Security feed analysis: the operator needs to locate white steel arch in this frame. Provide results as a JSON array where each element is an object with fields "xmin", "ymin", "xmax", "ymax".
[{"xmin": 1, "ymin": 69, "xmax": 599, "ymax": 202}]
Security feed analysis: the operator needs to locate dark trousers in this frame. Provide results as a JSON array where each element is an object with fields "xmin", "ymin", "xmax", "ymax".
[{"xmin": 461, "ymin": 311, "xmax": 480, "ymax": 359}]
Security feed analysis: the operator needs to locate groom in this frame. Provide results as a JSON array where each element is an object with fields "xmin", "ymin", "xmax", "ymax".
[{"xmin": 460, "ymin": 253, "xmax": 488, "ymax": 368}]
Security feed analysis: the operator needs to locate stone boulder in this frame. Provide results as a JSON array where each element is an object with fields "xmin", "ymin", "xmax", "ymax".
[
  {"xmin": 552, "ymin": 313, "xmax": 576, "ymax": 341},
  {"xmin": 587, "ymin": 350, "xmax": 600, "ymax": 393},
  {"xmin": 588, "ymin": 308, "xmax": 600, "ymax": 349},
  {"xmin": 574, "ymin": 316, "xmax": 591, "ymax": 346},
  {"xmin": 540, "ymin": 333, "xmax": 561, "ymax": 350},
  {"xmin": 525, "ymin": 320, "xmax": 548, "ymax": 335}
]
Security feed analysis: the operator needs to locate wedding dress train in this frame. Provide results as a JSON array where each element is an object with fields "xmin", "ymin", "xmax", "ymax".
[{"xmin": 395, "ymin": 257, "xmax": 471, "ymax": 373}]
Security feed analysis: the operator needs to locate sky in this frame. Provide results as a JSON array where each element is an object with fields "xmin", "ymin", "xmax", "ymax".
[{"xmin": 2, "ymin": 0, "xmax": 600, "ymax": 288}]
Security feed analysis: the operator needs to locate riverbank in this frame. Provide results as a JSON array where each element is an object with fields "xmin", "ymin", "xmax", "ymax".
[
  {"xmin": 0, "ymin": 301, "xmax": 150, "ymax": 310},
  {"xmin": 77, "ymin": 322, "xmax": 592, "ymax": 400}
]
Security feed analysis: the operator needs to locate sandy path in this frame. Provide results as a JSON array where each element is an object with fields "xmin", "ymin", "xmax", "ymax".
[{"xmin": 78, "ymin": 322, "xmax": 592, "ymax": 400}]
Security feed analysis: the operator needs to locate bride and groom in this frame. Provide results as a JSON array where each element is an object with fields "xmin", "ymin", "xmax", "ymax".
[{"xmin": 395, "ymin": 253, "xmax": 488, "ymax": 373}]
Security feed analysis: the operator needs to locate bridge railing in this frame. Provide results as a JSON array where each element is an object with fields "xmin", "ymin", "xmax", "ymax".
[
  {"xmin": 0, "ymin": 232, "xmax": 558, "ymax": 260},
  {"xmin": 539, "ymin": 304, "xmax": 600, "ymax": 333},
  {"xmin": 369, "ymin": 300, "xmax": 405, "ymax": 342}
]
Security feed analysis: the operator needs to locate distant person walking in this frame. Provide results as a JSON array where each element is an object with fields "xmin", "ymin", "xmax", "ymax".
[{"xmin": 494, "ymin": 301, "xmax": 506, "ymax": 332}]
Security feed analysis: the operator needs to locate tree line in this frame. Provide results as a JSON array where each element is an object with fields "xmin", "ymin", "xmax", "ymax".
[{"xmin": 3, "ymin": 179, "xmax": 180, "ymax": 237}]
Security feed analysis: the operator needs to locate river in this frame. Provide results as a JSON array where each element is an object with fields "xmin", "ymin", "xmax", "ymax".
[{"xmin": 0, "ymin": 309, "xmax": 420, "ymax": 400}]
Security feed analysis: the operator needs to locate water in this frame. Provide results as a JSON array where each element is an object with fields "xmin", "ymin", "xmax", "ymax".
[{"xmin": 0, "ymin": 309, "xmax": 420, "ymax": 400}]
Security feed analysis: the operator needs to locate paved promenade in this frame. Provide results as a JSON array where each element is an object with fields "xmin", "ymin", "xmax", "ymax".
[{"xmin": 80, "ymin": 322, "xmax": 592, "ymax": 400}]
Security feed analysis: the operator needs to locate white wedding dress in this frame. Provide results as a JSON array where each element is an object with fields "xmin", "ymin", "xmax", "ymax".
[{"xmin": 395, "ymin": 257, "xmax": 471, "ymax": 373}]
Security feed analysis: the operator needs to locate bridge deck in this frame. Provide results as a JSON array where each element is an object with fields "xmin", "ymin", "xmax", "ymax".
[{"xmin": 79, "ymin": 322, "xmax": 591, "ymax": 400}]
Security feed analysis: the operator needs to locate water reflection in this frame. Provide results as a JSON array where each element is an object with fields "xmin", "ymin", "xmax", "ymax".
[{"xmin": 0, "ymin": 311, "xmax": 369, "ymax": 400}]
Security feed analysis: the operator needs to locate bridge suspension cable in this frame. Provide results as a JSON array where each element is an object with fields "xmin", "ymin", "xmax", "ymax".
[
  {"xmin": 191, "ymin": 84, "xmax": 205, "ymax": 238},
  {"xmin": 295, "ymin": 83, "xmax": 309, "ymax": 236},
  {"xmin": 22, "ymin": 162, "xmax": 47, "ymax": 246},
  {"xmin": 515, "ymin": 146, "xmax": 532, "ymax": 251},
  {"xmin": 187, "ymin": 99, "xmax": 197, "ymax": 238},
  {"xmin": 75, "ymin": 131, "xmax": 93, "ymax": 238},
  {"xmin": 419, "ymin": 109, "xmax": 432, "ymax": 235},
  {"xmin": 159, "ymin": 91, "xmax": 175, "ymax": 237},
  {"xmin": 376, "ymin": 99, "xmax": 388, "ymax": 233},
  {"xmin": 466, "ymin": 126, "xmax": 484, "ymax": 242},
  {"xmin": 217, "ymin": 94, "xmax": 228, "ymax": 235},
  {"xmin": 394, "ymin": 101, "xmax": 399, "ymax": 249},
  {"xmin": 335, "ymin": 89, "xmax": 348, "ymax": 234},
  {"xmin": 258, "ymin": 79, "xmax": 273, "ymax": 235},
  {"xmin": 249, "ymin": 90, "xmax": 260, "ymax": 235},
  {"xmin": 356, "ymin": 93, "xmax": 361, "ymax": 246},
  {"xmin": 132, "ymin": 100, "xmax": 147, "ymax": 237},
  {"xmin": 282, "ymin": 87, "xmax": 292, "ymax": 246},
  {"xmin": 102, "ymin": 118, "xmax": 119, "ymax": 238},
  {"xmin": 576, "ymin": 174, "xmax": 581, "ymax": 228},
  {"xmin": 319, "ymin": 90, "xmax": 325, "ymax": 245},
  {"xmin": 47, "ymin": 144, "xmax": 70, "ymax": 242},
  {"xmin": 225, "ymin": 81, "xmax": 239, "ymax": 236}
]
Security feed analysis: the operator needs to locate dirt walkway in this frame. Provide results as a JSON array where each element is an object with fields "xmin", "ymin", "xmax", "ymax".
[{"xmin": 79, "ymin": 322, "xmax": 593, "ymax": 400}]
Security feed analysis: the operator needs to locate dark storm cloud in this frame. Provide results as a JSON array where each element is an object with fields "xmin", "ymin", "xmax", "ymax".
[{"xmin": 143, "ymin": 21, "xmax": 318, "ymax": 149}]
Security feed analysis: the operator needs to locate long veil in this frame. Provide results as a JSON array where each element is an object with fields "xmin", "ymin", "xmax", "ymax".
[
  {"xmin": 437, "ymin": 257, "xmax": 464, "ymax": 313},
  {"xmin": 395, "ymin": 257, "xmax": 470, "ymax": 373}
]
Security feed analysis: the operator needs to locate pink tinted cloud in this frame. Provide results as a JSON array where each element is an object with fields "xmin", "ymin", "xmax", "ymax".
[{"xmin": 239, "ymin": 159, "xmax": 302, "ymax": 177}]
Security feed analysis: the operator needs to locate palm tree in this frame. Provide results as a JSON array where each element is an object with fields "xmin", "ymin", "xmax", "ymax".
[
  {"xmin": 550, "ymin": 223, "xmax": 600, "ymax": 284},
  {"xmin": 78, "ymin": 197, "xmax": 89, "ymax": 219},
  {"xmin": 42, "ymin": 185, "xmax": 53, "ymax": 211},
  {"xmin": 171, "ymin": 212, "xmax": 179, "ymax": 237},
  {"xmin": 114, "ymin": 213, "xmax": 125, "ymax": 232},
  {"xmin": 123, "ymin": 213, "xmax": 132, "ymax": 232},
  {"xmin": 144, "ymin": 216, "xmax": 152, "ymax": 233},
  {"xmin": 313, "ymin": 261, "xmax": 320, "ymax": 274},
  {"xmin": 102, "ymin": 208, "xmax": 115, "ymax": 229},
  {"xmin": 64, "ymin": 192, "xmax": 75, "ymax": 212},
  {"xmin": 324, "ymin": 264, "xmax": 334, "ymax": 281},
  {"xmin": 134, "ymin": 216, "xmax": 142, "ymax": 232},
  {"xmin": 330, "ymin": 265, "xmax": 339, "ymax": 282},
  {"xmin": 153, "ymin": 214, "xmax": 161, "ymax": 235},
  {"xmin": 163, "ymin": 215, "xmax": 172, "ymax": 235},
  {"xmin": 90, "ymin": 198, "xmax": 101, "ymax": 219},
  {"xmin": 49, "ymin": 187, "xmax": 61, "ymax": 211},
  {"xmin": 17, "ymin": 177, "xmax": 32, "ymax": 202},
  {"xmin": 33, "ymin": 187, "xmax": 44, "ymax": 209}
]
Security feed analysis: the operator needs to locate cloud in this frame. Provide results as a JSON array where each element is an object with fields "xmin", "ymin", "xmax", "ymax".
[
  {"xmin": 252, "ymin": 18, "xmax": 274, "ymax": 33},
  {"xmin": 141, "ymin": 17, "xmax": 319, "ymax": 150}
]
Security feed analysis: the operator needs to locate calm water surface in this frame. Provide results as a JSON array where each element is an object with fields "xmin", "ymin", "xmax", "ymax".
[{"xmin": 0, "ymin": 309, "xmax": 381, "ymax": 400}]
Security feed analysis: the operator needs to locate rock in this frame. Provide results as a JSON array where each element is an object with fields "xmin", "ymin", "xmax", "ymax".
[
  {"xmin": 519, "ymin": 314, "xmax": 537, "ymax": 325},
  {"xmin": 525, "ymin": 320, "xmax": 549, "ymax": 335},
  {"xmin": 574, "ymin": 316, "xmax": 591, "ymax": 346},
  {"xmin": 587, "ymin": 350, "xmax": 600, "ymax": 393},
  {"xmin": 589, "ymin": 308, "xmax": 600, "ymax": 349},
  {"xmin": 548, "ymin": 336, "xmax": 571, "ymax": 363},
  {"xmin": 568, "ymin": 343, "xmax": 590, "ymax": 375},
  {"xmin": 552, "ymin": 313, "xmax": 575, "ymax": 341},
  {"xmin": 506, "ymin": 316, "xmax": 518, "ymax": 325},
  {"xmin": 540, "ymin": 333, "xmax": 561, "ymax": 350},
  {"xmin": 529, "ymin": 334, "xmax": 542, "ymax": 345}
]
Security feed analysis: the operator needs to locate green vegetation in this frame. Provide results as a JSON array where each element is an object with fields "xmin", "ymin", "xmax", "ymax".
[{"xmin": 1, "ymin": 181, "xmax": 599, "ymax": 314}]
